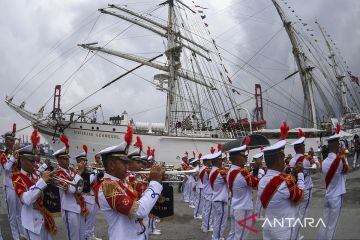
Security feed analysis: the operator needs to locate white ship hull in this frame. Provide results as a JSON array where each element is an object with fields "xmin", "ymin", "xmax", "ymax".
[{"xmin": 36, "ymin": 121, "xmax": 324, "ymax": 165}]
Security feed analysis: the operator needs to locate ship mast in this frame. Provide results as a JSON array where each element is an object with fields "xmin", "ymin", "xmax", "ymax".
[
  {"xmin": 272, "ymin": 0, "xmax": 318, "ymax": 128},
  {"xmin": 315, "ymin": 20, "xmax": 350, "ymax": 114},
  {"xmin": 166, "ymin": 0, "xmax": 177, "ymax": 134}
]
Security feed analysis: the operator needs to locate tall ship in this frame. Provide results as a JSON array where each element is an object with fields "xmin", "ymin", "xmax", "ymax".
[{"xmin": 5, "ymin": 0, "xmax": 359, "ymax": 163}]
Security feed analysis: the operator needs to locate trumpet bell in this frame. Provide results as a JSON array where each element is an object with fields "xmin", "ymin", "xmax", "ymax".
[{"xmin": 50, "ymin": 175, "xmax": 84, "ymax": 192}]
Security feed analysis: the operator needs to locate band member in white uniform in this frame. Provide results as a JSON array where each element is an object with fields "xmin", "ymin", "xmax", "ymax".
[
  {"xmin": 53, "ymin": 134, "xmax": 87, "ymax": 240},
  {"xmin": 74, "ymin": 145, "xmax": 102, "ymax": 240},
  {"xmin": 289, "ymin": 129, "xmax": 319, "ymax": 239},
  {"xmin": 226, "ymin": 137, "xmax": 259, "ymax": 240},
  {"xmin": 200, "ymin": 152, "xmax": 214, "ymax": 233},
  {"xmin": 11, "ymin": 130, "xmax": 56, "ymax": 240},
  {"xmin": 318, "ymin": 125, "xmax": 349, "ymax": 240},
  {"xmin": 209, "ymin": 145, "xmax": 228, "ymax": 240},
  {"xmin": 95, "ymin": 126, "xmax": 164, "ymax": 240},
  {"xmin": 193, "ymin": 154, "xmax": 204, "ymax": 220},
  {"xmin": 0, "ymin": 124, "xmax": 25, "ymax": 240},
  {"xmin": 256, "ymin": 122, "xmax": 305, "ymax": 240}
]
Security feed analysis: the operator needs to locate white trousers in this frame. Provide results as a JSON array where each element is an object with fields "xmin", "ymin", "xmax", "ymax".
[
  {"xmin": 227, "ymin": 209, "xmax": 254, "ymax": 240},
  {"xmin": 318, "ymin": 195, "xmax": 343, "ymax": 240},
  {"xmin": 5, "ymin": 185, "xmax": 24, "ymax": 240},
  {"xmin": 353, "ymin": 151, "xmax": 360, "ymax": 168},
  {"xmin": 194, "ymin": 189, "xmax": 204, "ymax": 218},
  {"xmin": 292, "ymin": 188, "xmax": 312, "ymax": 240},
  {"xmin": 24, "ymin": 225, "xmax": 52, "ymax": 240},
  {"xmin": 212, "ymin": 201, "xmax": 228, "ymax": 240},
  {"xmin": 62, "ymin": 210, "xmax": 81, "ymax": 240},
  {"xmin": 189, "ymin": 183, "xmax": 196, "ymax": 206},
  {"xmin": 183, "ymin": 180, "xmax": 191, "ymax": 202},
  {"xmin": 202, "ymin": 198, "xmax": 214, "ymax": 231},
  {"xmin": 83, "ymin": 202, "xmax": 97, "ymax": 239}
]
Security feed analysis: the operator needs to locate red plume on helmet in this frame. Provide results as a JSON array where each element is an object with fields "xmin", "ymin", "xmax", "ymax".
[
  {"xmin": 217, "ymin": 144, "xmax": 222, "ymax": 152},
  {"xmin": 335, "ymin": 124, "xmax": 341, "ymax": 134},
  {"xmin": 135, "ymin": 136, "xmax": 143, "ymax": 151},
  {"xmin": 151, "ymin": 149, "xmax": 155, "ymax": 157},
  {"xmin": 82, "ymin": 144, "xmax": 88, "ymax": 155},
  {"xmin": 12, "ymin": 123, "xmax": 16, "ymax": 135},
  {"xmin": 198, "ymin": 153, "xmax": 202, "ymax": 159},
  {"xmin": 30, "ymin": 129, "xmax": 40, "ymax": 151},
  {"xmin": 59, "ymin": 134, "xmax": 70, "ymax": 150},
  {"xmin": 210, "ymin": 147, "xmax": 215, "ymax": 154},
  {"xmin": 244, "ymin": 135, "xmax": 251, "ymax": 146},
  {"xmin": 124, "ymin": 125, "xmax": 133, "ymax": 147},
  {"xmin": 280, "ymin": 121, "xmax": 290, "ymax": 140},
  {"xmin": 298, "ymin": 129, "xmax": 305, "ymax": 138},
  {"xmin": 147, "ymin": 146, "xmax": 151, "ymax": 157}
]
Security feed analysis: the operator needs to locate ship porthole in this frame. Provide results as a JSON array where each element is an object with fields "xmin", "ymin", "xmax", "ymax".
[
  {"xmin": 92, "ymin": 127, "xmax": 94, "ymax": 130},
  {"xmin": 96, "ymin": 127, "xmax": 99, "ymax": 130},
  {"xmin": 80, "ymin": 126, "xmax": 82, "ymax": 129},
  {"xmin": 113, "ymin": 128, "xmax": 116, "ymax": 132}
]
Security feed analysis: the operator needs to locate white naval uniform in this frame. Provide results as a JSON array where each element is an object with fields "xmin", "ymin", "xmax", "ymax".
[
  {"xmin": 98, "ymin": 173, "xmax": 163, "ymax": 240},
  {"xmin": 289, "ymin": 154, "xmax": 319, "ymax": 239},
  {"xmin": 257, "ymin": 169, "xmax": 305, "ymax": 240},
  {"xmin": 318, "ymin": 152, "xmax": 347, "ymax": 240},
  {"xmin": 58, "ymin": 167, "xmax": 84, "ymax": 240},
  {"xmin": 194, "ymin": 165, "xmax": 204, "ymax": 218},
  {"xmin": 82, "ymin": 172, "xmax": 98, "ymax": 240},
  {"xmin": 18, "ymin": 169, "xmax": 52, "ymax": 240},
  {"xmin": 1, "ymin": 154, "xmax": 25, "ymax": 240},
  {"xmin": 209, "ymin": 166, "xmax": 229, "ymax": 240},
  {"xmin": 226, "ymin": 165, "xmax": 255, "ymax": 240},
  {"xmin": 201, "ymin": 167, "xmax": 214, "ymax": 231},
  {"xmin": 183, "ymin": 175, "xmax": 191, "ymax": 203},
  {"xmin": 187, "ymin": 175, "xmax": 196, "ymax": 206}
]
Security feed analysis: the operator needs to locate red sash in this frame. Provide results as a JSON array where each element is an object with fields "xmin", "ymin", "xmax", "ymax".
[
  {"xmin": 0, "ymin": 153, "xmax": 8, "ymax": 165},
  {"xmin": 325, "ymin": 155, "xmax": 349, "ymax": 189},
  {"xmin": 260, "ymin": 173, "xmax": 303, "ymax": 208},
  {"xmin": 199, "ymin": 168, "xmax": 208, "ymax": 184},
  {"xmin": 12, "ymin": 172, "xmax": 57, "ymax": 235},
  {"xmin": 228, "ymin": 169, "xmax": 241, "ymax": 193},
  {"xmin": 209, "ymin": 169, "xmax": 227, "ymax": 189},
  {"xmin": 55, "ymin": 168, "xmax": 88, "ymax": 216},
  {"xmin": 295, "ymin": 155, "xmax": 306, "ymax": 165},
  {"xmin": 295, "ymin": 155, "xmax": 315, "ymax": 165}
]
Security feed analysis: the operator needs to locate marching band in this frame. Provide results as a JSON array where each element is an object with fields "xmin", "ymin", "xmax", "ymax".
[{"xmin": 0, "ymin": 121, "xmax": 352, "ymax": 240}]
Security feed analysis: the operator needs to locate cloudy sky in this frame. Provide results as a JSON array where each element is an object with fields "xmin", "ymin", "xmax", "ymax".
[{"xmin": 0, "ymin": 0, "xmax": 359, "ymax": 142}]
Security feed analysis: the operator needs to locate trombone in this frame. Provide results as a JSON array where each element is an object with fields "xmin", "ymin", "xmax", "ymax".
[{"xmin": 50, "ymin": 174, "xmax": 84, "ymax": 192}]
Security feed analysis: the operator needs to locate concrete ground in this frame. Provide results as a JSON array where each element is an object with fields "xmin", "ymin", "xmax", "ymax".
[{"xmin": 1, "ymin": 157, "xmax": 360, "ymax": 239}]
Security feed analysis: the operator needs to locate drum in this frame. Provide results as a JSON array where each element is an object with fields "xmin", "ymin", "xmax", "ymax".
[
  {"xmin": 150, "ymin": 183, "xmax": 174, "ymax": 219},
  {"xmin": 43, "ymin": 184, "xmax": 61, "ymax": 216},
  {"xmin": 81, "ymin": 172, "xmax": 91, "ymax": 194}
]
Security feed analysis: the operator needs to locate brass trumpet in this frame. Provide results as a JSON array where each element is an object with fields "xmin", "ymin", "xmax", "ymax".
[
  {"xmin": 86, "ymin": 165, "xmax": 105, "ymax": 172},
  {"xmin": 134, "ymin": 168, "xmax": 198, "ymax": 183},
  {"xmin": 285, "ymin": 165, "xmax": 319, "ymax": 175},
  {"xmin": 50, "ymin": 175, "xmax": 84, "ymax": 192}
]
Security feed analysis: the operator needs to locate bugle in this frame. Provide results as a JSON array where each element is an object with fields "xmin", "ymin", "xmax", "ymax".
[{"xmin": 50, "ymin": 175, "xmax": 84, "ymax": 192}]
